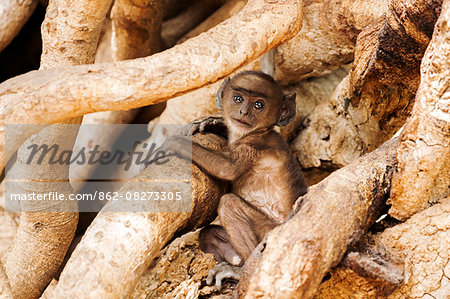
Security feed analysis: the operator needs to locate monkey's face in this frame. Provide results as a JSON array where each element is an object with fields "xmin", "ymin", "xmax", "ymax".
[{"xmin": 221, "ymin": 75, "xmax": 283, "ymax": 135}]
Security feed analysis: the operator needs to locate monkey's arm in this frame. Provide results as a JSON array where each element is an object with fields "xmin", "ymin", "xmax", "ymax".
[
  {"xmin": 191, "ymin": 142, "xmax": 249, "ymax": 181},
  {"xmin": 160, "ymin": 136, "xmax": 249, "ymax": 181}
]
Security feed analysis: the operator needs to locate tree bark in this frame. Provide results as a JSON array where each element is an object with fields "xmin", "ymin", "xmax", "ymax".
[
  {"xmin": 239, "ymin": 138, "xmax": 398, "ymax": 298},
  {"xmin": 179, "ymin": 0, "xmax": 386, "ymax": 84},
  {"xmin": 275, "ymin": 0, "xmax": 386, "ymax": 83},
  {"xmin": 131, "ymin": 231, "xmax": 218, "ymax": 298},
  {"xmin": 161, "ymin": 0, "xmax": 225, "ymax": 48},
  {"xmin": 73, "ymin": 0, "xmax": 167, "ymax": 194},
  {"xmin": 292, "ymin": 0, "xmax": 442, "ymax": 169},
  {"xmin": 0, "ymin": 0, "xmax": 303, "ymax": 171},
  {"xmin": 69, "ymin": 110, "xmax": 140, "ymax": 193},
  {"xmin": 4, "ymin": 124, "xmax": 79, "ymax": 299},
  {"xmin": 316, "ymin": 198, "xmax": 449, "ymax": 298},
  {"xmin": 40, "ymin": 0, "xmax": 113, "ymax": 68},
  {"xmin": 281, "ymin": 65, "xmax": 350, "ymax": 142},
  {"xmin": 0, "ymin": 261, "xmax": 12, "ymax": 299},
  {"xmin": 4, "ymin": 0, "xmax": 112, "ymax": 297},
  {"xmin": 0, "ymin": 0, "xmax": 38, "ymax": 53},
  {"xmin": 389, "ymin": 0, "xmax": 449, "ymax": 220},
  {"xmin": 50, "ymin": 133, "xmax": 228, "ymax": 298},
  {"xmin": 177, "ymin": 0, "xmax": 247, "ymax": 45},
  {"xmin": 111, "ymin": 0, "xmax": 164, "ymax": 60},
  {"xmin": 95, "ymin": 18, "xmax": 113, "ymax": 63}
]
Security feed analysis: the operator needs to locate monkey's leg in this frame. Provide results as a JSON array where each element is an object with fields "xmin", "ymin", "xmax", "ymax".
[
  {"xmin": 199, "ymin": 224, "xmax": 243, "ymax": 266},
  {"xmin": 218, "ymin": 193, "xmax": 277, "ymax": 261}
]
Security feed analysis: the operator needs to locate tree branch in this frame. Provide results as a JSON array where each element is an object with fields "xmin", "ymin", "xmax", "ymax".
[
  {"xmin": 0, "ymin": 0, "xmax": 303, "ymax": 170},
  {"xmin": 0, "ymin": 0, "xmax": 38, "ymax": 53},
  {"xmin": 50, "ymin": 133, "xmax": 228, "ymax": 298},
  {"xmin": 239, "ymin": 138, "xmax": 398, "ymax": 298},
  {"xmin": 389, "ymin": 0, "xmax": 449, "ymax": 220}
]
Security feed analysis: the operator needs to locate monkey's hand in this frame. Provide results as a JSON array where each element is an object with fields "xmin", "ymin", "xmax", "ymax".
[
  {"xmin": 206, "ymin": 261, "xmax": 241, "ymax": 290},
  {"xmin": 178, "ymin": 116, "xmax": 225, "ymax": 136},
  {"xmin": 157, "ymin": 136, "xmax": 192, "ymax": 159}
]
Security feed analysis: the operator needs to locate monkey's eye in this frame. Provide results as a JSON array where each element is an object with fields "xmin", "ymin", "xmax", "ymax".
[
  {"xmin": 254, "ymin": 100, "xmax": 265, "ymax": 110},
  {"xmin": 233, "ymin": 95, "xmax": 243, "ymax": 103}
]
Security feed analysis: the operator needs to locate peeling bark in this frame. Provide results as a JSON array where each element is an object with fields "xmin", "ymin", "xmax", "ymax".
[
  {"xmin": 389, "ymin": 0, "xmax": 450, "ymax": 220},
  {"xmin": 276, "ymin": 0, "xmax": 386, "ymax": 83},
  {"xmin": 0, "ymin": 0, "xmax": 38, "ymax": 53},
  {"xmin": 292, "ymin": 0, "xmax": 442, "ymax": 169},
  {"xmin": 239, "ymin": 138, "xmax": 397, "ymax": 298},
  {"xmin": 0, "ymin": 0, "xmax": 303, "ymax": 170},
  {"xmin": 316, "ymin": 198, "xmax": 450, "ymax": 298},
  {"xmin": 131, "ymin": 231, "xmax": 217, "ymax": 298}
]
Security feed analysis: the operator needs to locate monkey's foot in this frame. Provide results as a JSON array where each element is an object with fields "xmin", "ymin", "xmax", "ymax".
[{"xmin": 206, "ymin": 261, "xmax": 241, "ymax": 290}]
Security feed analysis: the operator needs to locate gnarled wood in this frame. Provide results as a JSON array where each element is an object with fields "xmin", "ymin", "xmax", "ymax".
[
  {"xmin": 0, "ymin": 261, "xmax": 12, "ymax": 299},
  {"xmin": 316, "ymin": 198, "xmax": 449, "ymax": 298},
  {"xmin": 50, "ymin": 133, "xmax": 228, "ymax": 298},
  {"xmin": 239, "ymin": 138, "xmax": 397, "ymax": 298},
  {"xmin": 40, "ymin": 0, "xmax": 113, "ymax": 68},
  {"xmin": 161, "ymin": 0, "xmax": 225, "ymax": 48},
  {"xmin": 276, "ymin": 0, "xmax": 386, "ymax": 83},
  {"xmin": 111, "ymin": 0, "xmax": 164, "ymax": 60},
  {"xmin": 0, "ymin": 0, "xmax": 303, "ymax": 171},
  {"xmin": 0, "ymin": 0, "xmax": 38, "ymax": 53},
  {"xmin": 292, "ymin": 0, "xmax": 442, "ymax": 169},
  {"xmin": 389, "ymin": 0, "xmax": 449, "ymax": 220},
  {"xmin": 4, "ymin": 124, "xmax": 79, "ymax": 299},
  {"xmin": 4, "ymin": 0, "xmax": 112, "ymax": 297}
]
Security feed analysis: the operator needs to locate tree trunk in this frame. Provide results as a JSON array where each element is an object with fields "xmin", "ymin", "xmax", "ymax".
[
  {"xmin": 4, "ymin": 0, "xmax": 112, "ymax": 297},
  {"xmin": 111, "ymin": 0, "xmax": 164, "ymax": 60},
  {"xmin": 389, "ymin": 0, "xmax": 449, "ymax": 220},
  {"xmin": 292, "ymin": 0, "xmax": 442, "ymax": 169},
  {"xmin": 316, "ymin": 198, "xmax": 449, "ymax": 298},
  {"xmin": 0, "ymin": 261, "xmax": 12, "ymax": 299},
  {"xmin": 0, "ymin": 0, "xmax": 303, "ymax": 171},
  {"xmin": 239, "ymin": 138, "xmax": 397, "ymax": 298},
  {"xmin": 50, "ymin": 133, "xmax": 228, "ymax": 298},
  {"xmin": 0, "ymin": 0, "xmax": 38, "ymax": 53}
]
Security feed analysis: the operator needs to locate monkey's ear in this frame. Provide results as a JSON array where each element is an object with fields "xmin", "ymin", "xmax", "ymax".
[
  {"xmin": 215, "ymin": 78, "xmax": 230, "ymax": 110},
  {"xmin": 277, "ymin": 93, "xmax": 296, "ymax": 127}
]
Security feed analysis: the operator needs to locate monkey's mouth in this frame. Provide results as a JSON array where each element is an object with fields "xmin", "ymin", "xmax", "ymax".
[{"xmin": 231, "ymin": 118, "xmax": 252, "ymax": 127}]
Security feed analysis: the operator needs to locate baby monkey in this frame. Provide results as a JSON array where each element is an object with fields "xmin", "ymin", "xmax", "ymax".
[{"xmin": 166, "ymin": 71, "xmax": 307, "ymax": 288}]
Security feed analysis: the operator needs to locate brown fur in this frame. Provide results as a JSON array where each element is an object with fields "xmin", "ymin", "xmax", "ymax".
[{"xmin": 192, "ymin": 71, "xmax": 307, "ymax": 263}]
